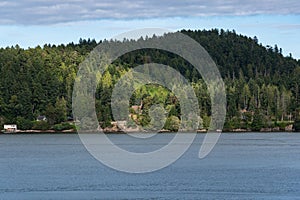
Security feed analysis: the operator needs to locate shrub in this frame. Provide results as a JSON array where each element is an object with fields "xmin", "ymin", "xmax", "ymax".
[
  {"xmin": 164, "ymin": 116, "xmax": 180, "ymax": 132},
  {"xmin": 78, "ymin": 117, "xmax": 98, "ymax": 130},
  {"xmin": 52, "ymin": 123, "xmax": 76, "ymax": 131},
  {"xmin": 294, "ymin": 119, "xmax": 300, "ymax": 132},
  {"xmin": 16, "ymin": 117, "xmax": 33, "ymax": 130},
  {"xmin": 275, "ymin": 121, "xmax": 293, "ymax": 130},
  {"xmin": 32, "ymin": 121, "xmax": 50, "ymax": 130}
]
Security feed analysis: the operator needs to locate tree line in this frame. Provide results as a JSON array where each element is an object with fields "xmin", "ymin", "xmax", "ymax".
[{"xmin": 0, "ymin": 29, "xmax": 299, "ymax": 131}]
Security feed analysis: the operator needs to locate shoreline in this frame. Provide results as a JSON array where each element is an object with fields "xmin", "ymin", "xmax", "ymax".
[{"xmin": 1, "ymin": 129, "xmax": 298, "ymax": 134}]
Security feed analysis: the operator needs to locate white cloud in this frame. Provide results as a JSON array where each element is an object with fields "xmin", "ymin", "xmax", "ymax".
[{"xmin": 0, "ymin": 0, "xmax": 299, "ymax": 25}]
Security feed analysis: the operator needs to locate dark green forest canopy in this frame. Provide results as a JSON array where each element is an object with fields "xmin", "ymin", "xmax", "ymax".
[{"xmin": 0, "ymin": 29, "xmax": 299, "ymax": 131}]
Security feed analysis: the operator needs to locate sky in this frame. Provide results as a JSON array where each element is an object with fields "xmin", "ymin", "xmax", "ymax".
[{"xmin": 0, "ymin": 0, "xmax": 300, "ymax": 59}]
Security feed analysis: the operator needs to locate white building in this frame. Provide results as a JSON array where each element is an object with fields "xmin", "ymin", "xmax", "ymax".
[{"xmin": 4, "ymin": 124, "xmax": 17, "ymax": 133}]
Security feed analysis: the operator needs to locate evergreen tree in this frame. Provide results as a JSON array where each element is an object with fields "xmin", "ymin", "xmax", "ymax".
[{"xmin": 251, "ymin": 109, "xmax": 264, "ymax": 131}]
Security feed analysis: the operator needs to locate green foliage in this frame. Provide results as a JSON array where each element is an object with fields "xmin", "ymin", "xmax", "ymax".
[
  {"xmin": 52, "ymin": 122, "xmax": 76, "ymax": 131},
  {"xmin": 0, "ymin": 31, "xmax": 299, "ymax": 132},
  {"xmin": 32, "ymin": 121, "xmax": 50, "ymax": 130},
  {"xmin": 275, "ymin": 121, "xmax": 292, "ymax": 130},
  {"xmin": 102, "ymin": 120, "xmax": 112, "ymax": 129},
  {"xmin": 202, "ymin": 115, "xmax": 211, "ymax": 130},
  {"xmin": 45, "ymin": 104, "xmax": 56, "ymax": 125},
  {"xmin": 251, "ymin": 109, "xmax": 264, "ymax": 131},
  {"xmin": 16, "ymin": 117, "xmax": 33, "ymax": 130},
  {"xmin": 45, "ymin": 97, "xmax": 67, "ymax": 125},
  {"xmin": 79, "ymin": 117, "xmax": 98, "ymax": 130},
  {"xmin": 294, "ymin": 119, "xmax": 300, "ymax": 132},
  {"xmin": 102, "ymin": 71, "xmax": 113, "ymax": 89},
  {"xmin": 145, "ymin": 104, "xmax": 166, "ymax": 131},
  {"xmin": 164, "ymin": 116, "xmax": 180, "ymax": 132},
  {"xmin": 224, "ymin": 116, "xmax": 242, "ymax": 130},
  {"xmin": 0, "ymin": 116, "xmax": 6, "ymax": 130},
  {"xmin": 55, "ymin": 97, "xmax": 67, "ymax": 123},
  {"xmin": 137, "ymin": 114, "xmax": 151, "ymax": 127},
  {"xmin": 166, "ymin": 105, "xmax": 178, "ymax": 117}
]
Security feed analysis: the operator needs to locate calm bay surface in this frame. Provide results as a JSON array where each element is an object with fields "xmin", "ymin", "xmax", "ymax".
[{"xmin": 1, "ymin": 132, "xmax": 300, "ymax": 199}]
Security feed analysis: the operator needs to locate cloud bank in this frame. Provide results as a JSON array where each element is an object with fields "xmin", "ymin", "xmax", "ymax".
[{"xmin": 0, "ymin": 0, "xmax": 299, "ymax": 25}]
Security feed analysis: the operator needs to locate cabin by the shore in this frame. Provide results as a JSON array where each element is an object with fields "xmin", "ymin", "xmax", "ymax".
[
  {"xmin": 3, "ymin": 124, "xmax": 17, "ymax": 133},
  {"xmin": 37, "ymin": 115, "xmax": 47, "ymax": 121}
]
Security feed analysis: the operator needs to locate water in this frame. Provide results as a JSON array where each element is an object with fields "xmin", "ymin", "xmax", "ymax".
[{"xmin": 1, "ymin": 133, "xmax": 300, "ymax": 199}]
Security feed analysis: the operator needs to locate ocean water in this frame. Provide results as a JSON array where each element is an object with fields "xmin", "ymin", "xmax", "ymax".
[{"xmin": 0, "ymin": 133, "xmax": 300, "ymax": 199}]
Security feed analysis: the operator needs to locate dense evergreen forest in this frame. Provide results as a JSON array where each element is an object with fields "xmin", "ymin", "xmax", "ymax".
[{"xmin": 0, "ymin": 29, "xmax": 300, "ymax": 131}]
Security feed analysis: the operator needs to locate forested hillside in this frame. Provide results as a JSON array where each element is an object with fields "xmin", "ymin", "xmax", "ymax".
[{"xmin": 0, "ymin": 29, "xmax": 299, "ymax": 131}]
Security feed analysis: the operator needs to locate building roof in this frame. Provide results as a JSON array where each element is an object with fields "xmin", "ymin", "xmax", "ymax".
[{"xmin": 37, "ymin": 115, "xmax": 47, "ymax": 121}]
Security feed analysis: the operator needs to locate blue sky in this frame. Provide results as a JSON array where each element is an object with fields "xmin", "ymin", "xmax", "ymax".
[{"xmin": 0, "ymin": 0, "xmax": 300, "ymax": 59}]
